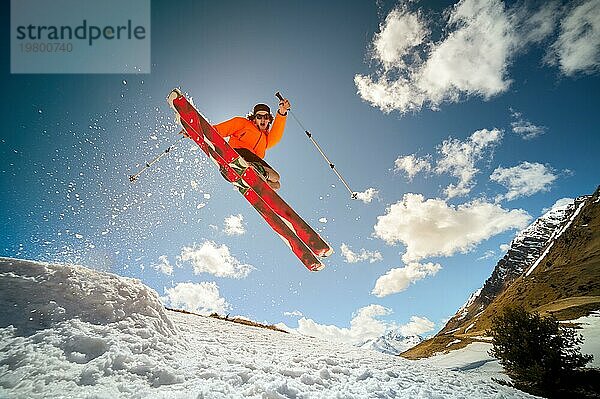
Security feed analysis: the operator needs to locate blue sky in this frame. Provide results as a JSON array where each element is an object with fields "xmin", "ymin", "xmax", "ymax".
[{"xmin": 2, "ymin": 0, "xmax": 599, "ymax": 344}]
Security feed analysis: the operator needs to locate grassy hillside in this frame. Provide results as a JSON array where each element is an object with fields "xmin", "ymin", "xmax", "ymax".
[{"xmin": 403, "ymin": 189, "xmax": 600, "ymax": 360}]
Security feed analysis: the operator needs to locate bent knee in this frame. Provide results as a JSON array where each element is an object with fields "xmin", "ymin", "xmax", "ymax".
[{"xmin": 266, "ymin": 168, "xmax": 280, "ymax": 182}]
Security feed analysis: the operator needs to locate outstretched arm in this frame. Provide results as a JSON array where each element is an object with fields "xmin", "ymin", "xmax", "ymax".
[{"xmin": 267, "ymin": 98, "xmax": 291, "ymax": 149}]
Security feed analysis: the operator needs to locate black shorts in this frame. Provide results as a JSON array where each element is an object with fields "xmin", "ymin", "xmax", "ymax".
[{"xmin": 234, "ymin": 148, "xmax": 276, "ymax": 171}]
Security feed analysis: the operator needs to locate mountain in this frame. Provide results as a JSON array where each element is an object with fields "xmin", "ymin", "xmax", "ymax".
[
  {"xmin": 403, "ymin": 186, "xmax": 600, "ymax": 359},
  {"xmin": 358, "ymin": 330, "xmax": 424, "ymax": 355}
]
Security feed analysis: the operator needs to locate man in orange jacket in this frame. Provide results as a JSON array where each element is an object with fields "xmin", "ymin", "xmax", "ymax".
[{"xmin": 213, "ymin": 97, "xmax": 291, "ymax": 190}]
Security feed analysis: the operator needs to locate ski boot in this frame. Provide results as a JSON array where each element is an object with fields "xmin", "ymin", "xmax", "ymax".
[{"xmin": 250, "ymin": 162, "xmax": 268, "ymax": 180}]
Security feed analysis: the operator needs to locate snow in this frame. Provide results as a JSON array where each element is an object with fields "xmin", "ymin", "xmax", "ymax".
[
  {"xmin": 456, "ymin": 288, "xmax": 482, "ymax": 320},
  {"xmin": 418, "ymin": 342, "xmax": 507, "ymax": 382},
  {"xmin": 0, "ymin": 258, "xmax": 538, "ymax": 398},
  {"xmin": 555, "ymin": 200, "xmax": 585, "ymax": 239},
  {"xmin": 525, "ymin": 199, "xmax": 585, "ymax": 277},
  {"xmin": 572, "ymin": 311, "xmax": 600, "ymax": 367},
  {"xmin": 464, "ymin": 322, "xmax": 476, "ymax": 333}
]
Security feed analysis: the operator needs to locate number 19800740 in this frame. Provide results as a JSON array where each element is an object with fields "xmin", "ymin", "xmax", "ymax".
[{"xmin": 20, "ymin": 42, "xmax": 73, "ymax": 52}]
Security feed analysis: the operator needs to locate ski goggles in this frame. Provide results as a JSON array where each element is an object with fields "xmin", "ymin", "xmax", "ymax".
[{"xmin": 254, "ymin": 113, "xmax": 272, "ymax": 121}]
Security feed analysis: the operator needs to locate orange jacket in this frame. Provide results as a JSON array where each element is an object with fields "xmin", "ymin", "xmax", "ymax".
[{"xmin": 213, "ymin": 113, "xmax": 287, "ymax": 159}]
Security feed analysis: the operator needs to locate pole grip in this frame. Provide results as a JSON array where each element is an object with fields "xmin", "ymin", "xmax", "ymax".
[{"xmin": 275, "ymin": 92, "xmax": 284, "ymax": 102}]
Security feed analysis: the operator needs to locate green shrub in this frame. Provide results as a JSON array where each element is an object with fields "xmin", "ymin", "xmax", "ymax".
[{"xmin": 489, "ymin": 306, "xmax": 595, "ymax": 398}]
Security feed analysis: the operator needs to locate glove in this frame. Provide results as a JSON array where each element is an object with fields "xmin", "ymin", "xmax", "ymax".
[{"xmin": 278, "ymin": 98, "xmax": 291, "ymax": 115}]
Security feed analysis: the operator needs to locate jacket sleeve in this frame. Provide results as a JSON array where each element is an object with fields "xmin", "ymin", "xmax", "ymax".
[
  {"xmin": 213, "ymin": 117, "xmax": 248, "ymax": 138},
  {"xmin": 266, "ymin": 113, "xmax": 287, "ymax": 149}
]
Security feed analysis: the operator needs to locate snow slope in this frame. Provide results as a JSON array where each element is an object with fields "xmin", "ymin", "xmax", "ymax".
[
  {"xmin": 0, "ymin": 258, "xmax": 537, "ymax": 398},
  {"xmin": 574, "ymin": 311, "xmax": 600, "ymax": 368},
  {"xmin": 416, "ymin": 342, "xmax": 506, "ymax": 382}
]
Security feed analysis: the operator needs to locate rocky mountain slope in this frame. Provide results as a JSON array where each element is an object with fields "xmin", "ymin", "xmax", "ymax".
[{"xmin": 403, "ymin": 186, "xmax": 600, "ymax": 359}]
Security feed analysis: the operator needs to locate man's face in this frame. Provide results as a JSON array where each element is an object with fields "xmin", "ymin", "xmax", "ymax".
[{"xmin": 254, "ymin": 112, "xmax": 271, "ymax": 132}]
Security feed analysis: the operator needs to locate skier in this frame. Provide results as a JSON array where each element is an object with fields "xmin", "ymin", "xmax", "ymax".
[
  {"xmin": 167, "ymin": 88, "xmax": 333, "ymax": 268},
  {"xmin": 213, "ymin": 98, "xmax": 291, "ymax": 190}
]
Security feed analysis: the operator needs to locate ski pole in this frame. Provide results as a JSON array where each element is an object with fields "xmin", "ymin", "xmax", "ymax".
[
  {"xmin": 129, "ymin": 133, "xmax": 185, "ymax": 182},
  {"xmin": 276, "ymin": 92, "xmax": 358, "ymax": 200}
]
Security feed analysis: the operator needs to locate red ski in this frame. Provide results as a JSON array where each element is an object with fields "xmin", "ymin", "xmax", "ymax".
[{"xmin": 167, "ymin": 88, "xmax": 332, "ymax": 271}]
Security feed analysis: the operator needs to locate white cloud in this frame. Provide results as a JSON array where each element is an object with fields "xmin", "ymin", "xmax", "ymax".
[
  {"xmin": 511, "ymin": 2, "xmax": 559, "ymax": 45},
  {"xmin": 372, "ymin": 6, "xmax": 429, "ymax": 70},
  {"xmin": 435, "ymin": 129, "xmax": 503, "ymax": 198},
  {"xmin": 477, "ymin": 250, "xmax": 497, "ymax": 261},
  {"xmin": 490, "ymin": 162, "xmax": 557, "ymax": 201},
  {"xmin": 549, "ymin": 0, "xmax": 600, "ymax": 75},
  {"xmin": 355, "ymin": 0, "xmax": 516, "ymax": 113},
  {"xmin": 416, "ymin": 0, "xmax": 514, "ymax": 104},
  {"xmin": 394, "ymin": 154, "xmax": 431, "ymax": 180},
  {"xmin": 510, "ymin": 109, "xmax": 546, "ymax": 140},
  {"xmin": 284, "ymin": 310, "xmax": 304, "ymax": 318},
  {"xmin": 500, "ymin": 243, "xmax": 511, "ymax": 252},
  {"xmin": 273, "ymin": 322, "xmax": 296, "ymax": 333},
  {"xmin": 543, "ymin": 197, "xmax": 574, "ymax": 214},
  {"xmin": 179, "ymin": 241, "xmax": 254, "ymax": 278},
  {"xmin": 393, "ymin": 129, "xmax": 502, "ymax": 197},
  {"xmin": 354, "ymin": 188, "xmax": 379, "ymax": 203},
  {"xmin": 372, "ymin": 262, "xmax": 442, "ymax": 297},
  {"xmin": 374, "ymin": 193, "xmax": 531, "ymax": 263},
  {"xmin": 399, "ymin": 316, "xmax": 435, "ymax": 336},
  {"xmin": 162, "ymin": 282, "xmax": 230, "ymax": 315},
  {"xmin": 297, "ymin": 305, "xmax": 393, "ymax": 345},
  {"xmin": 354, "ymin": 74, "xmax": 425, "ymax": 114},
  {"xmin": 152, "ymin": 255, "xmax": 174, "ymax": 276},
  {"xmin": 355, "ymin": 1, "xmax": 572, "ymax": 113},
  {"xmin": 223, "ymin": 214, "xmax": 245, "ymax": 236},
  {"xmin": 340, "ymin": 243, "xmax": 383, "ymax": 264}
]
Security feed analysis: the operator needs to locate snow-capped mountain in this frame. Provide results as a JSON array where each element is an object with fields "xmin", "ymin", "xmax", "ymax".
[
  {"xmin": 440, "ymin": 195, "xmax": 587, "ymax": 335},
  {"xmin": 358, "ymin": 330, "xmax": 424, "ymax": 355},
  {"xmin": 404, "ymin": 186, "xmax": 600, "ymax": 359}
]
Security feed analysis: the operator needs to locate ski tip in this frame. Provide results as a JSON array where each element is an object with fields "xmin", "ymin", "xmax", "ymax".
[
  {"xmin": 310, "ymin": 262, "xmax": 326, "ymax": 272},
  {"xmin": 320, "ymin": 247, "xmax": 334, "ymax": 258},
  {"xmin": 167, "ymin": 88, "xmax": 182, "ymax": 108}
]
